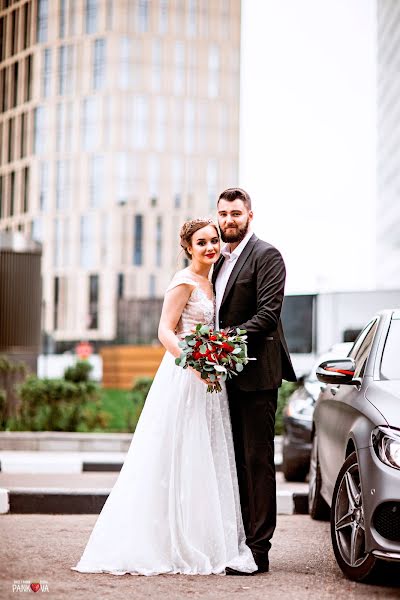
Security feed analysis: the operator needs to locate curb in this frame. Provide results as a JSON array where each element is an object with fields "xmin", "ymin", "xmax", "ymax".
[{"xmin": 0, "ymin": 488, "xmax": 308, "ymax": 516}]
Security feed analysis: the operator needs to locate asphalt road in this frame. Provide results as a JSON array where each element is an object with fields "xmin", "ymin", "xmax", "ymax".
[{"xmin": 0, "ymin": 514, "xmax": 399, "ymax": 600}]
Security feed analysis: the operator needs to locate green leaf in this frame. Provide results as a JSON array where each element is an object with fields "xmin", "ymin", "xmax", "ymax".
[
  {"xmin": 200, "ymin": 325, "xmax": 210, "ymax": 335},
  {"xmin": 200, "ymin": 344, "xmax": 207, "ymax": 354},
  {"xmin": 209, "ymin": 374, "xmax": 216, "ymax": 382},
  {"xmin": 187, "ymin": 340, "xmax": 197, "ymax": 346},
  {"xmin": 235, "ymin": 362, "xmax": 244, "ymax": 372},
  {"xmin": 214, "ymin": 365, "xmax": 227, "ymax": 373},
  {"xmin": 201, "ymin": 371, "xmax": 208, "ymax": 379},
  {"xmin": 232, "ymin": 347, "xmax": 242, "ymax": 355},
  {"xmin": 178, "ymin": 341, "xmax": 186, "ymax": 348},
  {"xmin": 175, "ymin": 357, "xmax": 181, "ymax": 366}
]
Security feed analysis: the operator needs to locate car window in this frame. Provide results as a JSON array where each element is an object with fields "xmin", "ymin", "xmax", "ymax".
[
  {"xmin": 349, "ymin": 319, "xmax": 378, "ymax": 378},
  {"xmin": 380, "ymin": 318, "xmax": 400, "ymax": 380}
]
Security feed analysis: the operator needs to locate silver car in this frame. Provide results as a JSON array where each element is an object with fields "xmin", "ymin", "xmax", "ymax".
[{"xmin": 309, "ymin": 309, "xmax": 400, "ymax": 582}]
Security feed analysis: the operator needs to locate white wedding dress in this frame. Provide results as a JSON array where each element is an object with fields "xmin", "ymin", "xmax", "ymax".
[{"xmin": 72, "ymin": 271, "xmax": 257, "ymax": 576}]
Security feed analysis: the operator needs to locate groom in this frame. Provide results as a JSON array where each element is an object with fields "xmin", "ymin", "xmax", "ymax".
[{"xmin": 213, "ymin": 187, "xmax": 296, "ymax": 575}]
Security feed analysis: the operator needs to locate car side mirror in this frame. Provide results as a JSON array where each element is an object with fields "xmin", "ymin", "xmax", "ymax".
[{"xmin": 316, "ymin": 358, "xmax": 357, "ymax": 385}]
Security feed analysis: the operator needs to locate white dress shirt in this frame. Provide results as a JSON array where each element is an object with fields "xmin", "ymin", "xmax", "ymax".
[{"xmin": 215, "ymin": 230, "xmax": 253, "ymax": 329}]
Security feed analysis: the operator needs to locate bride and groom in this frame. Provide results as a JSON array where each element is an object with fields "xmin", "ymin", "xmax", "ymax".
[{"xmin": 72, "ymin": 187, "xmax": 296, "ymax": 576}]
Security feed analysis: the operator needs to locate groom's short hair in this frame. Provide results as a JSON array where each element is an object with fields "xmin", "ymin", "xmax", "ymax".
[{"xmin": 217, "ymin": 187, "xmax": 252, "ymax": 210}]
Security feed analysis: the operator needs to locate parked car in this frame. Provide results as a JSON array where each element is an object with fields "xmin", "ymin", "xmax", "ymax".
[
  {"xmin": 309, "ymin": 309, "xmax": 400, "ymax": 582},
  {"xmin": 282, "ymin": 343, "xmax": 353, "ymax": 481}
]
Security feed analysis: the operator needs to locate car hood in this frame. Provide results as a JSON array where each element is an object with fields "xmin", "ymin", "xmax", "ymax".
[{"xmin": 366, "ymin": 381, "xmax": 400, "ymax": 430}]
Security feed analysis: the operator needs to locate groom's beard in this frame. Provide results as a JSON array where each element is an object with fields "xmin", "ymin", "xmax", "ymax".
[{"xmin": 220, "ymin": 217, "xmax": 250, "ymax": 244}]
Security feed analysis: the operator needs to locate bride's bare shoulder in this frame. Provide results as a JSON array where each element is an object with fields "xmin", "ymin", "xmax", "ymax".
[{"xmin": 167, "ymin": 269, "xmax": 198, "ymax": 292}]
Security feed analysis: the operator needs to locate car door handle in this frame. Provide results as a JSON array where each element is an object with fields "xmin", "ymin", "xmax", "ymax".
[{"xmin": 330, "ymin": 386, "xmax": 340, "ymax": 396}]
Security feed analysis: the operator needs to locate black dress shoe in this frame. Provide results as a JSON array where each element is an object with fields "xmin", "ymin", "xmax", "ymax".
[{"xmin": 225, "ymin": 567, "xmax": 256, "ymax": 576}]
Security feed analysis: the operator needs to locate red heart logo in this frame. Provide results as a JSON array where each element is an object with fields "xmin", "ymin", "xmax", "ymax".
[{"xmin": 30, "ymin": 583, "xmax": 40, "ymax": 593}]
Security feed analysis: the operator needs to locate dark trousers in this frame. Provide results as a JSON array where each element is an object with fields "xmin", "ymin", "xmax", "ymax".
[{"xmin": 227, "ymin": 384, "xmax": 278, "ymax": 569}]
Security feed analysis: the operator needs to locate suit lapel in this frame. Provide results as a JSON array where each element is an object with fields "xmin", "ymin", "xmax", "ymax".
[{"xmin": 220, "ymin": 234, "xmax": 258, "ymax": 308}]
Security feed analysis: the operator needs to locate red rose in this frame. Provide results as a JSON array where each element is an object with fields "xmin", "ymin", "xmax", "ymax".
[{"xmin": 222, "ymin": 342, "xmax": 234, "ymax": 352}]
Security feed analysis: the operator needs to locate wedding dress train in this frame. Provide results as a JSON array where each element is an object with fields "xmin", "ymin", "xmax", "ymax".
[{"xmin": 72, "ymin": 272, "xmax": 257, "ymax": 576}]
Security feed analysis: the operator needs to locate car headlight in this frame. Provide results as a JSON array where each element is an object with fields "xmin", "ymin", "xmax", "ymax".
[
  {"xmin": 372, "ymin": 427, "xmax": 400, "ymax": 470},
  {"xmin": 286, "ymin": 395, "xmax": 314, "ymax": 421}
]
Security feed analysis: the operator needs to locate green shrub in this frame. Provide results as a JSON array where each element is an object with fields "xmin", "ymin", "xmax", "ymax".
[
  {"xmin": 127, "ymin": 376, "xmax": 154, "ymax": 431},
  {"xmin": 10, "ymin": 375, "xmax": 109, "ymax": 432},
  {"xmin": 276, "ymin": 380, "xmax": 299, "ymax": 435},
  {"xmin": 64, "ymin": 360, "xmax": 93, "ymax": 383}
]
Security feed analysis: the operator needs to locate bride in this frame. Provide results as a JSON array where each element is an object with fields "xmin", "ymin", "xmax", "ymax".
[{"xmin": 72, "ymin": 218, "xmax": 257, "ymax": 576}]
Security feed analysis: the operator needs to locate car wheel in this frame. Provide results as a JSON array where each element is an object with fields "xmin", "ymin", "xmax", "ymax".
[
  {"xmin": 330, "ymin": 451, "xmax": 378, "ymax": 582},
  {"xmin": 282, "ymin": 452, "xmax": 308, "ymax": 482},
  {"xmin": 308, "ymin": 433, "xmax": 330, "ymax": 520}
]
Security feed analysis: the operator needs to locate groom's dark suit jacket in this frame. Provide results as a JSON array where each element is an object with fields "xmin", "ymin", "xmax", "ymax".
[{"xmin": 212, "ymin": 234, "xmax": 296, "ymax": 391}]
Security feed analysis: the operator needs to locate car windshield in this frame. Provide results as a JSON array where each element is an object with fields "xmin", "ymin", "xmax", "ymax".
[{"xmin": 380, "ymin": 318, "xmax": 400, "ymax": 380}]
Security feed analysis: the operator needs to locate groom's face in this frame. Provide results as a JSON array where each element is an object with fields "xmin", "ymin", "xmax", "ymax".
[{"xmin": 217, "ymin": 198, "xmax": 253, "ymax": 244}]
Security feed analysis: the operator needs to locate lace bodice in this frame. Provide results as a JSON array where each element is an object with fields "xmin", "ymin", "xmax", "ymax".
[{"xmin": 166, "ymin": 271, "xmax": 214, "ymax": 338}]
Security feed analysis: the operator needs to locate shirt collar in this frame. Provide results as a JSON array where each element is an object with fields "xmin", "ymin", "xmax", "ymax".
[{"xmin": 221, "ymin": 230, "xmax": 253, "ymax": 261}]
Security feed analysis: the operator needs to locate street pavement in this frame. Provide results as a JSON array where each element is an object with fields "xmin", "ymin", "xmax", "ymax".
[{"xmin": 0, "ymin": 514, "xmax": 398, "ymax": 600}]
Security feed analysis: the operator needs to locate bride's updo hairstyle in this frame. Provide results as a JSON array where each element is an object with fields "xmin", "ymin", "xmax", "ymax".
[{"xmin": 180, "ymin": 218, "xmax": 219, "ymax": 260}]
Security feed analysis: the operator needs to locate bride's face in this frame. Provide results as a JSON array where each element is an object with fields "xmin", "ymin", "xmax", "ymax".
[{"xmin": 189, "ymin": 225, "xmax": 220, "ymax": 266}]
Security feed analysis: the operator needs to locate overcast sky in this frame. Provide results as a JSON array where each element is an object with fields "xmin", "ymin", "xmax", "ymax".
[{"xmin": 239, "ymin": 0, "xmax": 377, "ymax": 294}]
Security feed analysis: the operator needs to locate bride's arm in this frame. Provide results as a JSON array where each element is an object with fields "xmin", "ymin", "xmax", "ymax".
[{"xmin": 158, "ymin": 284, "xmax": 194, "ymax": 357}]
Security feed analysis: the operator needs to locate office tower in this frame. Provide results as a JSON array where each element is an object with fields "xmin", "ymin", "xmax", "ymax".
[{"xmin": 0, "ymin": 0, "xmax": 241, "ymax": 347}]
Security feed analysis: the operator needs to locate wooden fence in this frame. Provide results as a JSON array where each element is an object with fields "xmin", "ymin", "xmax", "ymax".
[{"xmin": 101, "ymin": 345, "xmax": 166, "ymax": 389}]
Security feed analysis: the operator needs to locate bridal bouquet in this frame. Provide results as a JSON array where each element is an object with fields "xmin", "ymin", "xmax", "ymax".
[{"xmin": 175, "ymin": 324, "xmax": 254, "ymax": 393}]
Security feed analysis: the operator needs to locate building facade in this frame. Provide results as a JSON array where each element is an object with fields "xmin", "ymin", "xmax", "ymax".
[
  {"xmin": 0, "ymin": 0, "xmax": 241, "ymax": 347},
  {"xmin": 376, "ymin": 0, "xmax": 400, "ymax": 286}
]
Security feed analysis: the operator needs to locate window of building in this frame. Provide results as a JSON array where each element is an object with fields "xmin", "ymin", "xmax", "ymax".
[
  {"xmin": 25, "ymin": 54, "xmax": 33, "ymax": 102},
  {"xmin": 137, "ymin": 0, "xmax": 149, "ymax": 33},
  {"xmin": 148, "ymin": 154, "xmax": 159, "ymax": 200},
  {"xmin": 80, "ymin": 213, "xmax": 96, "ymax": 268},
  {"xmin": 54, "ymin": 217, "xmax": 62, "ymax": 267},
  {"xmin": 174, "ymin": 41, "xmax": 185, "ymax": 95},
  {"xmin": 133, "ymin": 214, "xmax": 143, "ymax": 266},
  {"xmin": 85, "ymin": 0, "xmax": 97, "ymax": 34},
  {"xmin": 88, "ymin": 274, "xmax": 99, "ymax": 329},
  {"xmin": 134, "ymin": 95, "xmax": 148, "ymax": 148},
  {"xmin": 0, "ymin": 16, "xmax": 6, "ymax": 61},
  {"xmin": 23, "ymin": 2, "xmax": 31, "ymax": 49},
  {"xmin": 39, "ymin": 161, "xmax": 49, "ymax": 211},
  {"xmin": 11, "ymin": 61, "xmax": 18, "ymax": 109},
  {"xmin": 159, "ymin": 0, "xmax": 168, "ymax": 34},
  {"xmin": 59, "ymin": 0, "xmax": 66, "ymax": 38},
  {"xmin": 68, "ymin": 0, "xmax": 76, "ymax": 35},
  {"xmin": 184, "ymin": 100, "xmax": 195, "ymax": 154},
  {"xmin": 0, "ymin": 68, "xmax": 5, "ymax": 113},
  {"xmin": 54, "ymin": 276, "xmax": 59, "ymax": 330},
  {"xmin": 155, "ymin": 97, "xmax": 166, "ymax": 150},
  {"xmin": 56, "ymin": 159, "xmax": 71, "ymax": 210},
  {"xmin": 19, "ymin": 113, "xmax": 26, "ymax": 159},
  {"xmin": 92, "ymin": 38, "xmax": 106, "ymax": 90},
  {"xmin": 89, "ymin": 154, "xmax": 105, "ymax": 207},
  {"xmin": 172, "ymin": 157, "xmax": 183, "ymax": 206},
  {"xmin": 208, "ymin": 44, "xmax": 219, "ymax": 98},
  {"xmin": 187, "ymin": 0, "xmax": 196, "ymax": 36},
  {"xmin": 42, "ymin": 48, "xmax": 52, "ymax": 97},
  {"xmin": 156, "ymin": 216, "xmax": 162, "ymax": 267},
  {"xmin": 53, "ymin": 276, "xmax": 67, "ymax": 330},
  {"xmin": 31, "ymin": 216, "xmax": 43, "ymax": 242},
  {"xmin": 207, "ymin": 159, "xmax": 217, "ymax": 209},
  {"xmin": 117, "ymin": 272, "xmax": 124, "ymax": 298},
  {"xmin": 34, "ymin": 105, "xmax": 46, "ymax": 154},
  {"xmin": 23, "ymin": 166, "xmax": 29, "ymax": 212},
  {"xmin": 149, "ymin": 274, "xmax": 156, "ymax": 298},
  {"xmin": 11, "ymin": 9, "xmax": 19, "ymax": 55},
  {"xmin": 116, "ymin": 152, "xmax": 132, "ymax": 204},
  {"xmin": 8, "ymin": 117, "xmax": 14, "ymax": 163},
  {"xmin": 106, "ymin": 0, "xmax": 113, "ymax": 30},
  {"xmin": 58, "ymin": 45, "xmax": 73, "ymax": 96},
  {"xmin": 119, "ymin": 37, "xmax": 131, "ymax": 89},
  {"xmin": 37, "ymin": 0, "xmax": 48, "ymax": 43},
  {"xmin": 0, "ymin": 176, "xmax": 3, "ymax": 218},
  {"xmin": 82, "ymin": 96, "xmax": 100, "ymax": 150},
  {"xmin": 151, "ymin": 40, "xmax": 162, "ymax": 92},
  {"xmin": 9, "ymin": 171, "xmax": 15, "ymax": 217}
]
